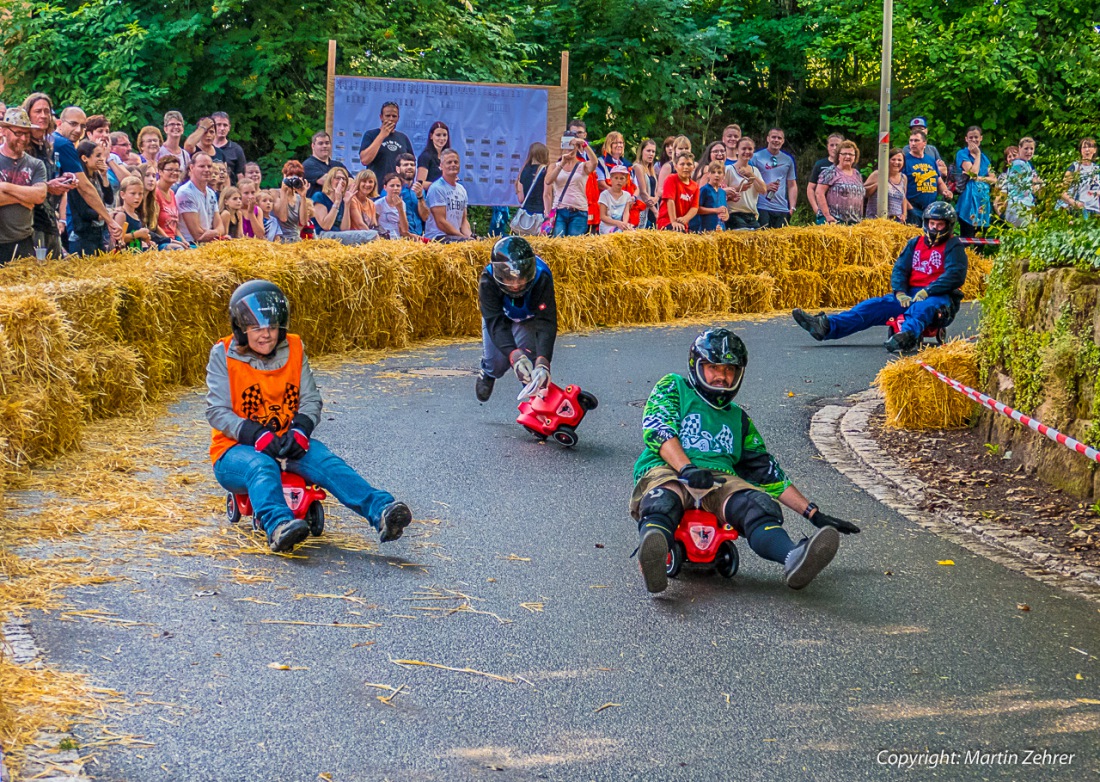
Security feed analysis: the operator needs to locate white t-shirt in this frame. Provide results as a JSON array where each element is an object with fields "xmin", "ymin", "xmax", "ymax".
[
  {"xmin": 724, "ymin": 163, "xmax": 762, "ymax": 216},
  {"xmin": 175, "ymin": 180, "xmax": 218, "ymax": 243},
  {"xmin": 597, "ymin": 189, "xmax": 634, "ymax": 233},
  {"xmin": 1066, "ymin": 162, "xmax": 1100, "ymax": 213},
  {"xmin": 374, "ymin": 196, "xmax": 405, "ymax": 238},
  {"xmin": 424, "ymin": 178, "xmax": 468, "ymax": 240}
]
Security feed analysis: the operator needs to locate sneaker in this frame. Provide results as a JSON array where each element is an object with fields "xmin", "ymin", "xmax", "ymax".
[
  {"xmin": 884, "ymin": 330, "xmax": 918, "ymax": 355},
  {"xmin": 268, "ymin": 517, "xmax": 310, "ymax": 553},
  {"xmin": 638, "ymin": 529, "xmax": 669, "ymax": 594},
  {"xmin": 475, "ymin": 371, "xmax": 495, "ymax": 402},
  {"xmin": 792, "ymin": 309, "xmax": 830, "ymax": 341},
  {"xmin": 784, "ymin": 526, "xmax": 839, "ymax": 589},
  {"xmin": 379, "ymin": 501, "xmax": 412, "ymax": 543}
]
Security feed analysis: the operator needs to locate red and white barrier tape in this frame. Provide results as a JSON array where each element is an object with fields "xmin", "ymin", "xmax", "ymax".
[
  {"xmin": 956, "ymin": 237, "xmax": 1001, "ymax": 245},
  {"xmin": 918, "ymin": 362, "xmax": 1100, "ymax": 463}
]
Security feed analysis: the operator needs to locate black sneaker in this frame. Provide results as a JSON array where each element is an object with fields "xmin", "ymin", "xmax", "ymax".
[
  {"xmin": 379, "ymin": 501, "xmax": 412, "ymax": 543},
  {"xmin": 792, "ymin": 309, "xmax": 830, "ymax": 341},
  {"xmin": 638, "ymin": 529, "xmax": 669, "ymax": 594},
  {"xmin": 268, "ymin": 517, "xmax": 310, "ymax": 553},
  {"xmin": 884, "ymin": 330, "xmax": 918, "ymax": 355},
  {"xmin": 783, "ymin": 527, "xmax": 839, "ymax": 589},
  {"xmin": 475, "ymin": 371, "xmax": 495, "ymax": 402}
]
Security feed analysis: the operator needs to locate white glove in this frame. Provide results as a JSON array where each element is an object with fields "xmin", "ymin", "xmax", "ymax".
[
  {"xmin": 895, "ymin": 292, "xmax": 912, "ymax": 308},
  {"xmin": 913, "ymin": 288, "xmax": 928, "ymax": 302},
  {"xmin": 517, "ymin": 365, "xmax": 551, "ymax": 402},
  {"xmin": 510, "ymin": 351, "xmax": 534, "ymax": 384}
]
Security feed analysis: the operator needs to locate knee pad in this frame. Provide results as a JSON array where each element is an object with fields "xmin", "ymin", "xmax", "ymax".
[
  {"xmin": 637, "ymin": 486, "xmax": 684, "ymax": 537},
  {"xmin": 723, "ymin": 490, "xmax": 783, "ymax": 537}
]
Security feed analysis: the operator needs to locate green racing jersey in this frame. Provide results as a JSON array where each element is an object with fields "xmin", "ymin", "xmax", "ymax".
[{"xmin": 632, "ymin": 373, "xmax": 791, "ymax": 498}]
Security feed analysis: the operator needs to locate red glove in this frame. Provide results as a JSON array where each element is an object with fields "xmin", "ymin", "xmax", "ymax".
[
  {"xmin": 253, "ymin": 429, "xmax": 282, "ymax": 458},
  {"xmin": 279, "ymin": 428, "xmax": 310, "ymax": 460}
]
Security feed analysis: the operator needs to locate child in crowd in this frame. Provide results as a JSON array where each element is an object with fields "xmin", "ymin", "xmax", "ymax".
[
  {"xmin": 245, "ymin": 161, "xmax": 263, "ymax": 188},
  {"xmin": 375, "ymin": 173, "xmax": 410, "ymax": 239},
  {"xmin": 657, "ymin": 153, "xmax": 699, "ymax": 232},
  {"xmin": 210, "ymin": 162, "xmax": 229, "ymax": 199},
  {"xmin": 133, "ymin": 168, "xmax": 187, "ymax": 250},
  {"xmin": 238, "ymin": 180, "xmax": 265, "ymax": 239},
  {"xmin": 115, "ymin": 176, "xmax": 155, "ymax": 251},
  {"xmin": 258, "ymin": 190, "xmax": 282, "ymax": 242},
  {"xmin": 219, "ymin": 186, "xmax": 245, "ymax": 239},
  {"xmin": 206, "ymin": 280, "xmax": 413, "ymax": 552},
  {"xmin": 691, "ymin": 161, "xmax": 729, "ymax": 232},
  {"xmin": 598, "ymin": 165, "xmax": 637, "ymax": 233}
]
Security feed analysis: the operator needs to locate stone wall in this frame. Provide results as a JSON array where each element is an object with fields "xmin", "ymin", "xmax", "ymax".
[{"xmin": 979, "ymin": 260, "xmax": 1100, "ymax": 499}]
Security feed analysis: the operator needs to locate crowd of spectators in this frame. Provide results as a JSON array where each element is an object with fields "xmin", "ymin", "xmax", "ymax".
[{"xmin": 0, "ymin": 90, "xmax": 1096, "ymax": 264}]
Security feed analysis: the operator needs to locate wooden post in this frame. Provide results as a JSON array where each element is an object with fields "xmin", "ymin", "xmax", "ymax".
[
  {"xmin": 546, "ymin": 51, "xmax": 570, "ymax": 150},
  {"xmin": 325, "ymin": 39, "xmax": 337, "ymax": 138}
]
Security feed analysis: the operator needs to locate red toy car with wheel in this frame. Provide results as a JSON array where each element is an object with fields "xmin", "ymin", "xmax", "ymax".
[
  {"xmin": 886, "ymin": 313, "xmax": 946, "ymax": 346},
  {"xmin": 225, "ymin": 471, "xmax": 327, "ymax": 537},
  {"xmin": 516, "ymin": 382, "xmax": 598, "ymax": 447},
  {"xmin": 666, "ymin": 478, "xmax": 740, "ymax": 580}
]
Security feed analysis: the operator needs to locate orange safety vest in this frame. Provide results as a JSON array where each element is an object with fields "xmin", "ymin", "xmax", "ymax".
[{"xmin": 209, "ymin": 334, "xmax": 303, "ymax": 465}]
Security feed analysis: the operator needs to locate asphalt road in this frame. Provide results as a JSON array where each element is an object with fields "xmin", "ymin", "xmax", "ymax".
[{"xmin": 27, "ymin": 306, "xmax": 1100, "ymax": 781}]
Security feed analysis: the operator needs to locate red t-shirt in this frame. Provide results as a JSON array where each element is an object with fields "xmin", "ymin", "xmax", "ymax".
[
  {"xmin": 657, "ymin": 176, "xmax": 700, "ymax": 229},
  {"xmin": 908, "ymin": 237, "xmax": 948, "ymax": 289}
]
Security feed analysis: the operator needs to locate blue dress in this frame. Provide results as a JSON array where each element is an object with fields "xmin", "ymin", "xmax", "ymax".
[{"xmin": 954, "ymin": 148, "xmax": 991, "ymax": 227}]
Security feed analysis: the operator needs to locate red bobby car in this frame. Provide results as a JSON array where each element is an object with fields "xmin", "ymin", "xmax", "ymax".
[
  {"xmin": 666, "ymin": 479, "xmax": 740, "ymax": 580},
  {"xmin": 225, "ymin": 471, "xmax": 327, "ymax": 537},
  {"xmin": 886, "ymin": 313, "xmax": 946, "ymax": 345},
  {"xmin": 516, "ymin": 382, "xmax": 599, "ymax": 447}
]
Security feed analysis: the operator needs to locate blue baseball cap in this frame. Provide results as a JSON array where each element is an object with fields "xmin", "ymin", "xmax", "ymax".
[{"xmin": 909, "ymin": 117, "xmax": 928, "ymax": 128}]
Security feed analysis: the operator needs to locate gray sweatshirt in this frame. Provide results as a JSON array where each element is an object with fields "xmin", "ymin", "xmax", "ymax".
[{"xmin": 205, "ymin": 337, "xmax": 323, "ymax": 440}]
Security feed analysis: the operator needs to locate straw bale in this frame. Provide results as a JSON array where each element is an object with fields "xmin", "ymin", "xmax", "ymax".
[
  {"xmin": 773, "ymin": 269, "xmax": 827, "ymax": 310},
  {"xmin": 40, "ymin": 278, "xmax": 122, "ymax": 345},
  {"xmin": 825, "ymin": 264, "xmax": 892, "ymax": 307},
  {"xmin": 0, "ymin": 291, "xmax": 74, "ymax": 384},
  {"xmin": 728, "ymin": 274, "xmax": 775, "ymax": 314},
  {"xmin": 0, "ymin": 381, "xmax": 84, "ymax": 468},
  {"xmin": 606, "ymin": 277, "xmax": 675, "ymax": 324},
  {"xmin": 875, "ymin": 340, "xmax": 978, "ymax": 429},
  {"xmin": 670, "ymin": 274, "xmax": 731, "ymax": 318},
  {"xmin": 72, "ymin": 344, "xmax": 146, "ymax": 420},
  {"xmin": 712, "ymin": 230, "xmax": 760, "ymax": 276},
  {"xmin": 961, "ymin": 250, "xmax": 993, "ymax": 301}
]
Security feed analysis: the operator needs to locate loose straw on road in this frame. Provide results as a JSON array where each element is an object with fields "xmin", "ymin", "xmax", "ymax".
[{"xmin": 918, "ymin": 362, "xmax": 1100, "ymax": 463}]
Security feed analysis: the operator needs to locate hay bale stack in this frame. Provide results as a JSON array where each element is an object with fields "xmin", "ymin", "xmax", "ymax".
[
  {"xmin": 72, "ymin": 344, "xmax": 146, "ymax": 419},
  {"xmin": 962, "ymin": 249, "xmax": 993, "ymax": 301},
  {"xmin": 670, "ymin": 274, "xmax": 731, "ymax": 318},
  {"xmin": 875, "ymin": 340, "xmax": 978, "ymax": 429},
  {"xmin": 825, "ymin": 265, "xmax": 892, "ymax": 307},
  {"xmin": 713, "ymin": 230, "xmax": 760, "ymax": 276},
  {"xmin": 728, "ymin": 274, "xmax": 775, "ymax": 314},
  {"xmin": 773, "ymin": 270, "xmax": 826, "ymax": 311},
  {"xmin": 607, "ymin": 277, "xmax": 675, "ymax": 324}
]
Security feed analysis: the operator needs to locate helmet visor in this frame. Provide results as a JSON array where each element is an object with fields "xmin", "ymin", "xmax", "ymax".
[
  {"xmin": 491, "ymin": 261, "xmax": 535, "ymax": 296},
  {"xmin": 233, "ymin": 290, "xmax": 289, "ymax": 331}
]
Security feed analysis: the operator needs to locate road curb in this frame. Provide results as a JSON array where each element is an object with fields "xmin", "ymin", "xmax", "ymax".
[
  {"xmin": 0, "ymin": 619, "xmax": 89, "ymax": 781},
  {"xmin": 810, "ymin": 389, "xmax": 1100, "ymax": 603}
]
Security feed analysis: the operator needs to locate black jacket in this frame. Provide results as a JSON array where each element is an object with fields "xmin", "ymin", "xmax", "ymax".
[
  {"xmin": 478, "ymin": 270, "xmax": 558, "ymax": 363},
  {"xmin": 890, "ymin": 236, "xmax": 968, "ymax": 297}
]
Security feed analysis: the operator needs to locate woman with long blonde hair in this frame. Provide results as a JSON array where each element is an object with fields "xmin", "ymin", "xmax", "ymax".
[
  {"xmin": 313, "ymin": 167, "xmax": 378, "ymax": 244},
  {"xmin": 347, "ymin": 169, "xmax": 380, "ymax": 231}
]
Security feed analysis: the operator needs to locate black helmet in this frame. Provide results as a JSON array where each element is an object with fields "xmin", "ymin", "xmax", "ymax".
[
  {"xmin": 229, "ymin": 280, "xmax": 290, "ymax": 348},
  {"xmin": 922, "ymin": 201, "xmax": 957, "ymax": 246},
  {"xmin": 687, "ymin": 328, "xmax": 748, "ymax": 409},
  {"xmin": 490, "ymin": 236, "xmax": 537, "ymax": 296}
]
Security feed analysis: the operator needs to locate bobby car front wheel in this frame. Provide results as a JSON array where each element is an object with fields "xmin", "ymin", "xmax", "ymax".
[
  {"xmin": 305, "ymin": 502, "xmax": 325, "ymax": 537},
  {"xmin": 666, "ymin": 541, "xmax": 685, "ymax": 578},
  {"xmin": 226, "ymin": 493, "xmax": 242, "ymax": 525},
  {"xmin": 553, "ymin": 425, "xmax": 578, "ymax": 447},
  {"xmin": 715, "ymin": 541, "xmax": 739, "ymax": 578}
]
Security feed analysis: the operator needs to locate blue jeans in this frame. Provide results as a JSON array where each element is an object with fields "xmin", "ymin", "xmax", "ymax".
[
  {"xmin": 213, "ymin": 441, "xmax": 395, "ymax": 535},
  {"xmin": 480, "ymin": 318, "xmax": 538, "ymax": 379},
  {"xmin": 553, "ymin": 208, "xmax": 588, "ymax": 237},
  {"xmin": 826, "ymin": 288, "xmax": 955, "ymax": 340}
]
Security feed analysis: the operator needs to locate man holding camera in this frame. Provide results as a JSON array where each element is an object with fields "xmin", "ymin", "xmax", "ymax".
[{"xmin": 176, "ymin": 153, "xmax": 225, "ymax": 245}]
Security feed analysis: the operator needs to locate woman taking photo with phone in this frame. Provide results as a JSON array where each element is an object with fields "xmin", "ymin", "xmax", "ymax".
[{"xmin": 543, "ymin": 131, "xmax": 597, "ymax": 237}]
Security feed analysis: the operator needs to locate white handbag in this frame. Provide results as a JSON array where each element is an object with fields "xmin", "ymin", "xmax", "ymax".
[{"xmin": 509, "ymin": 166, "xmax": 546, "ymax": 236}]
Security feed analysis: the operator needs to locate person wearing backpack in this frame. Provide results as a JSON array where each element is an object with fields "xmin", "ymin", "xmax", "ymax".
[{"xmin": 953, "ymin": 126, "xmax": 996, "ymax": 237}]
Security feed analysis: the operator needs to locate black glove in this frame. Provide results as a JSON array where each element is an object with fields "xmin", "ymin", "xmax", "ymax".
[
  {"xmin": 278, "ymin": 429, "xmax": 310, "ymax": 460},
  {"xmin": 678, "ymin": 463, "xmax": 715, "ymax": 490},
  {"xmin": 810, "ymin": 510, "xmax": 861, "ymax": 534},
  {"xmin": 238, "ymin": 420, "xmax": 281, "ymax": 458}
]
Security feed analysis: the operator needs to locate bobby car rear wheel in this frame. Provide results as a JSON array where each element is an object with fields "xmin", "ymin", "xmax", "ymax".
[
  {"xmin": 578, "ymin": 391, "xmax": 599, "ymax": 411},
  {"xmin": 225, "ymin": 493, "xmax": 242, "ymax": 525},
  {"xmin": 305, "ymin": 502, "xmax": 325, "ymax": 537},
  {"xmin": 553, "ymin": 424, "xmax": 578, "ymax": 447},
  {"xmin": 715, "ymin": 541, "xmax": 739, "ymax": 578},
  {"xmin": 666, "ymin": 541, "xmax": 685, "ymax": 578}
]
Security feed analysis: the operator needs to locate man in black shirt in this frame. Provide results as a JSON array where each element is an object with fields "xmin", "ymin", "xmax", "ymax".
[
  {"xmin": 358, "ymin": 102, "xmax": 414, "ymax": 184},
  {"xmin": 807, "ymin": 133, "xmax": 843, "ymax": 224},
  {"xmin": 212, "ymin": 112, "xmax": 247, "ymax": 184},
  {"xmin": 304, "ymin": 131, "xmax": 346, "ymax": 198}
]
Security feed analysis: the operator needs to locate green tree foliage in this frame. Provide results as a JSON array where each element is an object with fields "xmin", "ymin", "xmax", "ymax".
[{"xmin": 2, "ymin": 0, "xmax": 1095, "ymax": 170}]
